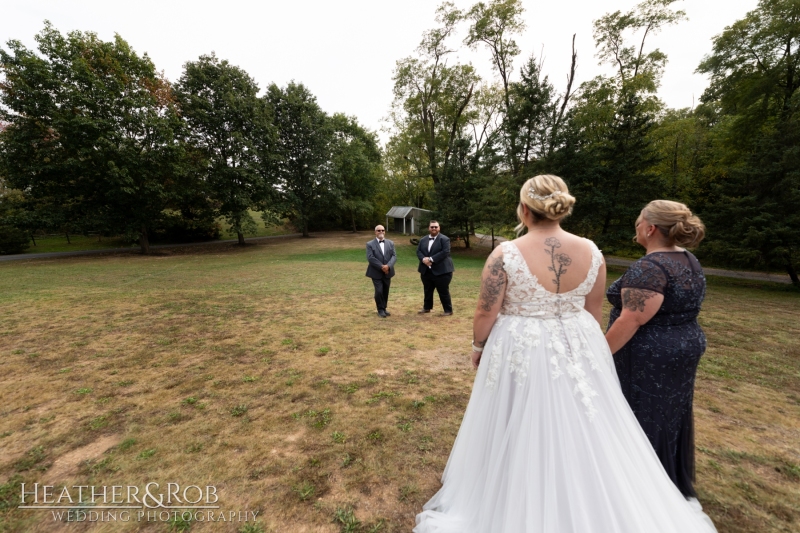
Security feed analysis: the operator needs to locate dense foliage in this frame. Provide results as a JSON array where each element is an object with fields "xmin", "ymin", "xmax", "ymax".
[
  {"xmin": 384, "ymin": 0, "xmax": 799, "ymax": 282},
  {"xmin": 0, "ymin": 24, "xmax": 382, "ymax": 253},
  {"xmin": 1, "ymin": 1, "xmax": 798, "ymax": 283}
]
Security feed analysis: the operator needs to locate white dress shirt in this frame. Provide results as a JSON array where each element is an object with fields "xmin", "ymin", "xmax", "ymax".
[{"xmin": 427, "ymin": 235, "xmax": 437, "ymax": 266}]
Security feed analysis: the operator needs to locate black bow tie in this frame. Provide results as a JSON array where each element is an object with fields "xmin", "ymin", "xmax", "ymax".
[{"xmin": 378, "ymin": 240, "xmax": 384, "ymax": 243}]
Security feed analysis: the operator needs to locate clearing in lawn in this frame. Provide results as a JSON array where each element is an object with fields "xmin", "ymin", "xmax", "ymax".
[{"xmin": 0, "ymin": 232, "xmax": 798, "ymax": 532}]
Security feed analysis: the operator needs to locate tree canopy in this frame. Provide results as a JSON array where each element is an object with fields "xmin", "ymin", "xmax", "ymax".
[
  {"xmin": 0, "ymin": 22, "xmax": 185, "ymax": 253},
  {"xmin": 176, "ymin": 53, "xmax": 278, "ymax": 245},
  {"xmin": 0, "ymin": 24, "xmax": 382, "ymax": 253}
]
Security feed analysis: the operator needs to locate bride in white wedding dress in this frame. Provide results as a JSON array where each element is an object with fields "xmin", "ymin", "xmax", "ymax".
[{"xmin": 414, "ymin": 175, "xmax": 716, "ymax": 533}]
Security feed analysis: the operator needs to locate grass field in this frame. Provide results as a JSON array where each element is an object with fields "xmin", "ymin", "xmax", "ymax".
[{"xmin": 0, "ymin": 232, "xmax": 798, "ymax": 532}]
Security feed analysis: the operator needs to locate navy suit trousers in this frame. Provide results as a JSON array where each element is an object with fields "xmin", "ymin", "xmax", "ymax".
[{"xmin": 421, "ymin": 270, "xmax": 453, "ymax": 312}]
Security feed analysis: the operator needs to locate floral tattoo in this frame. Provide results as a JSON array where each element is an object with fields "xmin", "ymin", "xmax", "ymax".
[
  {"xmin": 479, "ymin": 254, "xmax": 507, "ymax": 312},
  {"xmin": 622, "ymin": 288, "xmax": 656, "ymax": 312},
  {"xmin": 544, "ymin": 237, "xmax": 571, "ymax": 293}
]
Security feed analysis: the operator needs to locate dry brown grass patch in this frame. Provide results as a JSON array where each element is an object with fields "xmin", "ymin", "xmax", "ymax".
[{"xmin": 0, "ymin": 233, "xmax": 797, "ymax": 532}]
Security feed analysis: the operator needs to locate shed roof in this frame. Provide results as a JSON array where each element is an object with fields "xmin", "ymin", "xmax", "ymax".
[{"xmin": 386, "ymin": 206, "xmax": 433, "ymax": 218}]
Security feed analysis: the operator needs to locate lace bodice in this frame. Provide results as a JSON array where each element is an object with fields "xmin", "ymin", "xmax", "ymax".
[{"xmin": 500, "ymin": 240, "xmax": 604, "ymax": 318}]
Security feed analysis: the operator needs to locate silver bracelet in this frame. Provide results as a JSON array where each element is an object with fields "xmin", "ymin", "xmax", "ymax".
[{"xmin": 471, "ymin": 341, "xmax": 484, "ymax": 352}]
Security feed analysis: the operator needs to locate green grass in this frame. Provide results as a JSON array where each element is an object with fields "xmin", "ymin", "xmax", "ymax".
[
  {"xmin": 0, "ymin": 232, "xmax": 797, "ymax": 532},
  {"xmin": 286, "ymin": 239, "xmax": 487, "ymax": 269},
  {"xmin": 216, "ymin": 211, "xmax": 296, "ymax": 238}
]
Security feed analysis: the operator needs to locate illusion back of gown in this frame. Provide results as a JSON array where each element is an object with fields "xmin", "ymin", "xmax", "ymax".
[
  {"xmin": 500, "ymin": 238, "xmax": 603, "ymax": 318},
  {"xmin": 414, "ymin": 239, "xmax": 717, "ymax": 533}
]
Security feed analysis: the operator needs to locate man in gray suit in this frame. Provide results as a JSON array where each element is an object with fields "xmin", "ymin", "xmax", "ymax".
[{"xmin": 365, "ymin": 225, "xmax": 397, "ymax": 318}]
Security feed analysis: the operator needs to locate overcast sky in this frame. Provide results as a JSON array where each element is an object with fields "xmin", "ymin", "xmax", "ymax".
[{"xmin": 4, "ymin": 0, "xmax": 758, "ymax": 144}]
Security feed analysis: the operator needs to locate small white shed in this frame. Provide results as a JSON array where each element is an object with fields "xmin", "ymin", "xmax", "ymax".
[{"xmin": 385, "ymin": 206, "xmax": 433, "ymax": 235}]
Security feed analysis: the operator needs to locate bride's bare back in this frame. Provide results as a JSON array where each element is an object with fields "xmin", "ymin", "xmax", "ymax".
[{"xmin": 512, "ymin": 229, "xmax": 596, "ymax": 294}]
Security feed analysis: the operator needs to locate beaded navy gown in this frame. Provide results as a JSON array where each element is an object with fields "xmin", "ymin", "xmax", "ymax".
[{"xmin": 606, "ymin": 251, "xmax": 706, "ymax": 498}]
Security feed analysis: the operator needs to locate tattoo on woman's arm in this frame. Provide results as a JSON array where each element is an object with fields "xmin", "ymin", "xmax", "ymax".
[
  {"xmin": 478, "ymin": 255, "xmax": 506, "ymax": 312},
  {"xmin": 622, "ymin": 289, "xmax": 656, "ymax": 312},
  {"xmin": 544, "ymin": 237, "xmax": 571, "ymax": 293}
]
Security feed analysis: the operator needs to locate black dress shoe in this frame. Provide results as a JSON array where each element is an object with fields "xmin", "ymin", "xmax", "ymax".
[
  {"xmin": 384, "ymin": 311, "xmax": 391, "ymax": 316},
  {"xmin": 441, "ymin": 311, "xmax": 453, "ymax": 316},
  {"xmin": 418, "ymin": 308, "xmax": 431, "ymax": 314},
  {"xmin": 378, "ymin": 310, "xmax": 387, "ymax": 318}
]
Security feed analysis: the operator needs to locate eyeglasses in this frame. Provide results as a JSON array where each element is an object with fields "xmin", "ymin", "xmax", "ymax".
[{"xmin": 376, "ymin": 230, "xmax": 385, "ymax": 232}]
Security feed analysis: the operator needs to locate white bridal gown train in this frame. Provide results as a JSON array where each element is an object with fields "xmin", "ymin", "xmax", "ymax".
[{"xmin": 414, "ymin": 240, "xmax": 716, "ymax": 533}]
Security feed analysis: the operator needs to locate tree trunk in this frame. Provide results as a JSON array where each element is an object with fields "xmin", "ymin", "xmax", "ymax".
[
  {"xmin": 464, "ymin": 232, "xmax": 470, "ymax": 249},
  {"xmin": 491, "ymin": 227, "xmax": 495, "ymax": 250},
  {"xmin": 302, "ymin": 218, "xmax": 310, "ymax": 238},
  {"xmin": 788, "ymin": 260, "xmax": 799, "ymax": 285},
  {"xmin": 351, "ymin": 211, "xmax": 357, "ymax": 233},
  {"xmin": 65, "ymin": 232, "xmax": 71, "ymax": 244},
  {"xmin": 140, "ymin": 225, "xmax": 150, "ymax": 255},
  {"xmin": 31, "ymin": 234, "xmax": 36, "ymax": 247},
  {"xmin": 237, "ymin": 231, "xmax": 246, "ymax": 245},
  {"xmin": 601, "ymin": 212, "xmax": 612, "ymax": 235},
  {"xmin": 672, "ymin": 136, "xmax": 680, "ymax": 197}
]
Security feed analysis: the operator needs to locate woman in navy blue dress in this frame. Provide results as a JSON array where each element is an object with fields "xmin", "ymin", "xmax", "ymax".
[{"xmin": 605, "ymin": 200, "xmax": 707, "ymax": 498}]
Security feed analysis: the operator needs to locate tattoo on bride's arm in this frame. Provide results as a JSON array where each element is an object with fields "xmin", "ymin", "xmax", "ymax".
[
  {"xmin": 622, "ymin": 288, "xmax": 656, "ymax": 312},
  {"xmin": 478, "ymin": 256, "xmax": 506, "ymax": 312}
]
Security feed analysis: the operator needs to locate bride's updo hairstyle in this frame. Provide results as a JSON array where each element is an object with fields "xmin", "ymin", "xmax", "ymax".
[
  {"xmin": 515, "ymin": 174, "xmax": 576, "ymax": 234},
  {"xmin": 640, "ymin": 200, "xmax": 706, "ymax": 248}
]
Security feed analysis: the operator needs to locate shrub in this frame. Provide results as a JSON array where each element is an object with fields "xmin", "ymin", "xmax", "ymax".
[
  {"xmin": 0, "ymin": 225, "xmax": 30, "ymax": 255},
  {"xmin": 149, "ymin": 214, "xmax": 220, "ymax": 244}
]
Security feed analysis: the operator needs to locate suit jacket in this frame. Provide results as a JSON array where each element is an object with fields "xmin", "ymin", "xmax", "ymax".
[
  {"xmin": 365, "ymin": 238, "xmax": 397, "ymax": 279},
  {"xmin": 417, "ymin": 234, "xmax": 455, "ymax": 276}
]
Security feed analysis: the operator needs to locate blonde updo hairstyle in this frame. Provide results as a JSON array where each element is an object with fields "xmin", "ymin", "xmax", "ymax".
[
  {"xmin": 639, "ymin": 200, "xmax": 705, "ymax": 248},
  {"xmin": 515, "ymin": 174, "xmax": 576, "ymax": 234}
]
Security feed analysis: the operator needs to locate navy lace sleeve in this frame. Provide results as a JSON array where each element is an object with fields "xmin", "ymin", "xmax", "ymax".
[{"xmin": 620, "ymin": 259, "xmax": 668, "ymax": 294}]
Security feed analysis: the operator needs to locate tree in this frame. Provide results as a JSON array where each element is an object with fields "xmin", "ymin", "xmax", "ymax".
[
  {"xmin": 0, "ymin": 22, "xmax": 185, "ymax": 254},
  {"xmin": 330, "ymin": 114, "xmax": 382, "ymax": 232},
  {"xmin": 266, "ymin": 82, "xmax": 335, "ymax": 238},
  {"xmin": 505, "ymin": 55, "xmax": 558, "ymax": 175},
  {"xmin": 176, "ymin": 54, "xmax": 277, "ymax": 245},
  {"xmin": 0, "ymin": 179, "xmax": 30, "ymax": 254},
  {"xmin": 559, "ymin": 92, "xmax": 662, "ymax": 248},
  {"xmin": 648, "ymin": 108, "xmax": 709, "ymax": 203},
  {"xmin": 593, "ymin": 0, "xmax": 686, "ymax": 95},
  {"xmin": 381, "ymin": 131, "xmax": 435, "ymax": 213},
  {"xmin": 390, "ymin": 3, "xmax": 479, "ymax": 186},
  {"xmin": 696, "ymin": 0, "xmax": 800, "ymax": 282},
  {"xmin": 464, "ymin": 0, "xmax": 526, "ymax": 174},
  {"xmin": 542, "ymin": 0, "xmax": 686, "ymax": 248},
  {"xmin": 436, "ymin": 136, "xmax": 480, "ymax": 247}
]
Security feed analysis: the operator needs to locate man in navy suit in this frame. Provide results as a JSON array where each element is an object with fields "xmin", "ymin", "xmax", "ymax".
[
  {"xmin": 365, "ymin": 225, "xmax": 397, "ymax": 318},
  {"xmin": 416, "ymin": 220, "xmax": 455, "ymax": 316}
]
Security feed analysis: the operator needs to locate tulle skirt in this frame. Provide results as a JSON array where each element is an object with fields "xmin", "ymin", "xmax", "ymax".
[{"xmin": 414, "ymin": 312, "xmax": 717, "ymax": 533}]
